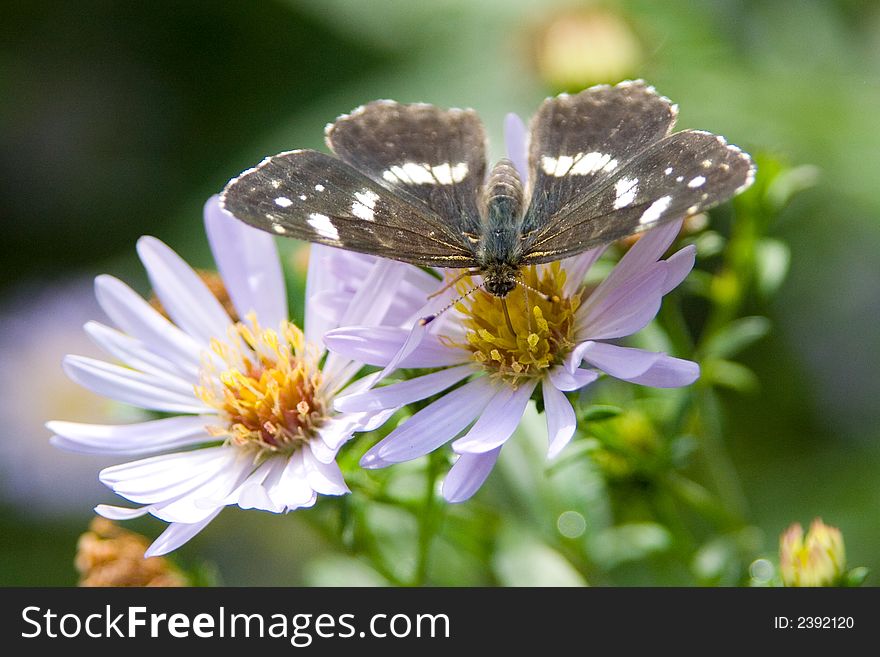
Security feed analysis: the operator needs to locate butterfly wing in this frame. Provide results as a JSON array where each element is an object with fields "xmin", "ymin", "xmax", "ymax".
[
  {"xmin": 326, "ymin": 100, "xmax": 488, "ymax": 240},
  {"xmin": 520, "ymin": 129, "xmax": 755, "ymax": 263},
  {"xmin": 220, "ymin": 149, "xmax": 480, "ymax": 268},
  {"xmin": 521, "ymin": 80, "xmax": 678, "ymax": 236}
]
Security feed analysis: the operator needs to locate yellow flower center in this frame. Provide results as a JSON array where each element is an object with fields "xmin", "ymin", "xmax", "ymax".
[
  {"xmin": 196, "ymin": 318, "xmax": 326, "ymax": 456},
  {"xmin": 442, "ymin": 263, "xmax": 579, "ymax": 385}
]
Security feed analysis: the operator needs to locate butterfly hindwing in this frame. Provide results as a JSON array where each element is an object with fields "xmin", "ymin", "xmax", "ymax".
[
  {"xmin": 522, "ymin": 80, "xmax": 678, "ymax": 235},
  {"xmin": 521, "ymin": 129, "xmax": 755, "ymax": 264},
  {"xmin": 220, "ymin": 149, "xmax": 480, "ymax": 268},
  {"xmin": 326, "ymin": 100, "xmax": 487, "ymax": 239}
]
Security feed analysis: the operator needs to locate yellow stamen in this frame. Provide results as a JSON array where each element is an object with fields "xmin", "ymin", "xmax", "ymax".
[
  {"xmin": 441, "ymin": 263, "xmax": 579, "ymax": 386},
  {"xmin": 196, "ymin": 316, "xmax": 326, "ymax": 457}
]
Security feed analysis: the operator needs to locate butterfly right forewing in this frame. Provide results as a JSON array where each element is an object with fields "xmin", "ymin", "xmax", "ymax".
[
  {"xmin": 521, "ymin": 129, "xmax": 755, "ymax": 264},
  {"xmin": 522, "ymin": 80, "xmax": 678, "ymax": 236}
]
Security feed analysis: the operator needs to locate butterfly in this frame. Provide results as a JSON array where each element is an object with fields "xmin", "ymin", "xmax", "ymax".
[{"xmin": 221, "ymin": 80, "xmax": 754, "ymax": 305}]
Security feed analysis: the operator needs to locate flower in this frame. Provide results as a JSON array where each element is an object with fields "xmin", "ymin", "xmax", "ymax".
[
  {"xmin": 779, "ymin": 518, "xmax": 846, "ymax": 587},
  {"xmin": 325, "ymin": 114, "xmax": 699, "ymax": 504},
  {"xmin": 48, "ymin": 196, "xmax": 412, "ymax": 556},
  {"xmin": 76, "ymin": 517, "xmax": 188, "ymax": 587}
]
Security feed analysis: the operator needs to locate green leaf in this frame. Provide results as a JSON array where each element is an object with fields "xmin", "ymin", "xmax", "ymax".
[
  {"xmin": 702, "ymin": 316, "xmax": 772, "ymax": 359},
  {"xmin": 755, "ymin": 238, "xmax": 791, "ymax": 298},
  {"xmin": 703, "ymin": 359, "xmax": 760, "ymax": 393},
  {"xmin": 588, "ymin": 523, "xmax": 672, "ymax": 568},
  {"xmin": 694, "ymin": 231, "xmax": 726, "ymax": 258},
  {"xmin": 844, "ymin": 567, "xmax": 870, "ymax": 587},
  {"xmin": 304, "ymin": 556, "xmax": 390, "ymax": 586},
  {"xmin": 582, "ymin": 405, "xmax": 623, "ymax": 422},
  {"xmin": 765, "ymin": 164, "xmax": 820, "ymax": 210},
  {"xmin": 492, "ymin": 524, "xmax": 588, "ymax": 586}
]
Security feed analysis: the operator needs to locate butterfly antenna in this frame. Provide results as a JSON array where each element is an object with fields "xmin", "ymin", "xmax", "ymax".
[
  {"xmin": 419, "ymin": 282, "xmax": 485, "ymax": 326},
  {"xmin": 516, "ymin": 279, "xmax": 560, "ymax": 303}
]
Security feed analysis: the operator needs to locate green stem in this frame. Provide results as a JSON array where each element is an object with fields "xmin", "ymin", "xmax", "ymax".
[{"xmin": 413, "ymin": 450, "xmax": 445, "ymax": 586}]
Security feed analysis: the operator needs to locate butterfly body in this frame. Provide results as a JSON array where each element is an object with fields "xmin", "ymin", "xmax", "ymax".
[
  {"xmin": 221, "ymin": 81, "xmax": 755, "ymax": 299},
  {"xmin": 480, "ymin": 158, "xmax": 525, "ymax": 296}
]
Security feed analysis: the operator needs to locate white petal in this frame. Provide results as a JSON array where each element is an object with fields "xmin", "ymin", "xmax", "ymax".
[
  {"xmin": 452, "ymin": 379, "xmax": 537, "ymax": 453},
  {"xmin": 151, "ymin": 450, "xmax": 254, "ymax": 522},
  {"xmin": 661, "ymin": 245, "xmax": 696, "ymax": 295},
  {"xmin": 323, "ymin": 326, "xmax": 466, "ymax": 368},
  {"xmin": 504, "ymin": 113, "xmax": 529, "ymax": 184},
  {"xmin": 610, "ymin": 218, "xmax": 683, "ymax": 283},
  {"xmin": 99, "ymin": 446, "xmax": 235, "ymax": 503},
  {"xmin": 144, "ymin": 510, "xmax": 222, "ymax": 557},
  {"xmin": 577, "ymin": 262, "xmax": 666, "ymax": 340},
  {"xmin": 560, "ymin": 246, "xmax": 606, "ymax": 297},
  {"xmin": 95, "ymin": 504, "xmax": 153, "ymax": 520},
  {"xmin": 360, "ymin": 376, "xmax": 495, "ymax": 466},
  {"xmin": 85, "ymin": 321, "xmax": 196, "ymax": 384},
  {"xmin": 268, "ymin": 451, "xmax": 318, "ymax": 510},
  {"xmin": 231, "ymin": 458, "xmax": 286, "ymax": 512},
  {"xmin": 624, "ymin": 354, "xmax": 700, "ymax": 387},
  {"xmin": 543, "ymin": 383, "xmax": 577, "ymax": 459},
  {"xmin": 63, "ymin": 355, "xmax": 211, "ymax": 414},
  {"xmin": 314, "ymin": 415, "xmax": 360, "ymax": 451},
  {"xmin": 575, "ymin": 342, "xmax": 663, "ymax": 379},
  {"xmin": 305, "ymin": 245, "xmax": 345, "ymax": 345},
  {"xmin": 48, "ymin": 415, "xmax": 215, "ymax": 456},
  {"xmin": 302, "ymin": 445, "xmax": 349, "ymax": 495},
  {"xmin": 204, "ymin": 195, "xmax": 288, "ymax": 329},
  {"xmin": 548, "ymin": 365, "xmax": 599, "ymax": 392},
  {"xmin": 335, "ymin": 364, "xmax": 472, "ymax": 413},
  {"xmin": 321, "ymin": 259, "xmax": 407, "ymax": 385},
  {"xmin": 136, "ymin": 236, "xmax": 232, "ymax": 344},
  {"xmin": 442, "ymin": 447, "xmax": 502, "ymax": 503},
  {"xmin": 94, "ymin": 275, "xmax": 202, "ymax": 376}
]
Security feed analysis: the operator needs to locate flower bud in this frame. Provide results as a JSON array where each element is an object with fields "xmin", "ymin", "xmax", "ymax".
[{"xmin": 779, "ymin": 518, "xmax": 845, "ymax": 587}]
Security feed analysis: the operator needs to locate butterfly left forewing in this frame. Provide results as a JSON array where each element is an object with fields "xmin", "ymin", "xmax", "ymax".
[
  {"xmin": 521, "ymin": 129, "xmax": 755, "ymax": 264},
  {"xmin": 326, "ymin": 100, "xmax": 487, "ymax": 242},
  {"xmin": 221, "ymin": 149, "xmax": 480, "ymax": 268}
]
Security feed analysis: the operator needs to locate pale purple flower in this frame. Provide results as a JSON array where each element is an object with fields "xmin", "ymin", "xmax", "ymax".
[
  {"xmin": 325, "ymin": 114, "xmax": 700, "ymax": 504},
  {"xmin": 47, "ymin": 196, "xmax": 414, "ymax": 556}
]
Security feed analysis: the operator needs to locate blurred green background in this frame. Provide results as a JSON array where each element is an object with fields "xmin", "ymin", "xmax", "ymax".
[{"xmin": 1, "ymin": 0, "xmax": 879, "ymax": 585}]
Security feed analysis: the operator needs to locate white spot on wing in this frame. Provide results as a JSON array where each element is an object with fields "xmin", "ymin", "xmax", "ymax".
[
  {"xmin": 274, "ymin": 196, "xmax": 293, "ymax": 208},
  {"xmin": 554, "ymin": 155, "xmax": 574, "ymax": 176},
  {"xmin": 688, "ymin": 175, "xmax": 707, "ymax": 188},
  {"xmin": 613, "ymin": 176, "xmax": 639, "ymax": 209},
  {"xmin": 271, "ymin": 179, "xmax": 281, "ymax": 189},
  {"xmin": 315, "ymin": 184, "xmax": 325, "ymax": 192},
  {"xmin": 432, "ymin": 162, "xmax": 453, "ymax": 185},
  {"xmin": 351, "ymin": 189, "xmax": 379, "ymax": 221},
  {"xmin": 450, "ymin": 162, "xmax": 469, "ymax": 183},
  {"xmin": 664, "ymin": 167, "xmax": 673, "ymax": 175},
  {"xmin": 307, "ymin": 213, "xmax": 339, "ymax": 240},
  {"xmin": 570, "ymin": 151, "xmax": 612, "ymax": 176},
  {"xmin": 299, "ymin": 194, "xmax": 307, "ymax": 201},
  {"xmin": 541, "ymin": 156, "xmax": 558, "ymax": 175},
  {"xmin": 639, "ymin": 195, "xmax": 672, "ymax": 225},
  {"xmin": 402, "ymin": 162, "xmax": 435, "ymax": 184},
  {"xmin": 272, "ymin": 224, "xmax": 287, "ymax": 234},
  {"xmin": 382, "ymin": 170, "xmax": 398, "ymax": 183}
]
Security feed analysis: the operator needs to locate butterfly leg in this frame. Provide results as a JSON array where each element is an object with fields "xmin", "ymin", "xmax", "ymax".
[{"xmin": 500, "ymin": 297, "xmax": 516, "ymax": 337}]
